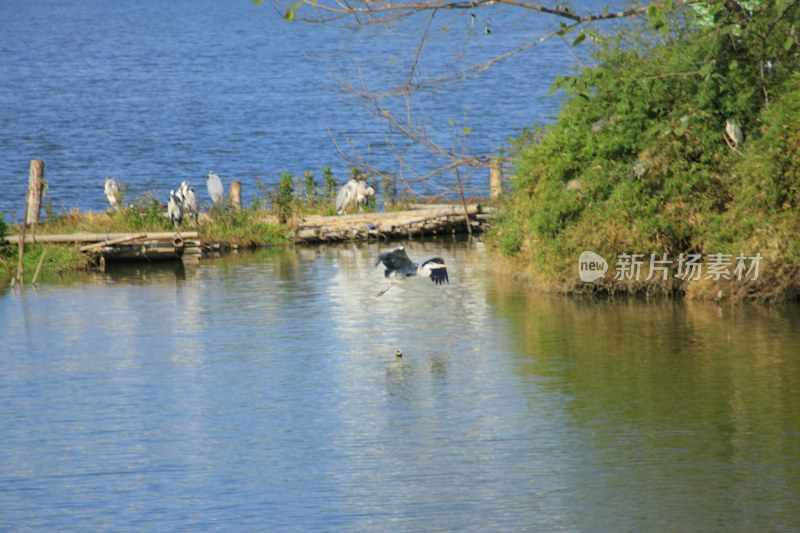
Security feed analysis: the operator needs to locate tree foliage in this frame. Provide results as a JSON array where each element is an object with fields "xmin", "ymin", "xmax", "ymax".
[{"xmin": 492, "ymin": 1, "xmax": 800, "ymax": 299}]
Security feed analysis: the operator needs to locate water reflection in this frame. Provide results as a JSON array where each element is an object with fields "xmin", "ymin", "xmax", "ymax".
[
  {"xmin": 488, "ymin": 285, "xmax": 800, "ymax": 531},
  {"xmin": 1, "ymin": 243, "xmax": 799, "ymax": 531}
]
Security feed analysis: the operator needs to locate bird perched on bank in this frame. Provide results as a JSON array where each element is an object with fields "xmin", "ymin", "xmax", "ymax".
[
  {"xmin": 374, "ymin": 246, "xmax": 449, "ymax": 296},
  {"xmin": 335, "ymin": 179, "xmax": 375, "ymax": 215},
  {"xmin": 168, "ymin": 189, "xmax": 183, "ymax": 228},
  {"xmin": 725, "ymin": 118, "xmax": 744, "ymax": 150},
  {"xmin": 335, "ymin": 179, "xmax": 356, "ymax": 215},
  {"xmin": 104, "ymin": 177, "xmax": 121, "ymax": 212},
  {"xmin": 179, "ymin": 180, "xmax": 200, "ymax": 224},
  {"xmin": 207, "ymin": 171, "xmax": 224, "ymax": 207}
]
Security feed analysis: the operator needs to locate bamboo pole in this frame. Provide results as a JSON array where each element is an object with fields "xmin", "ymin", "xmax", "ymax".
[
  {"xmin": 5, "ymin": 231, "xmax": 197, "ymax": 244},
  {"xmin": 79, "ymin": 233, "xmax": 147, "ymax": 252},
  {"xmin": 16, "ymin": 188, "xmax": 30, "ymax": 285},
  {"xmin": 32, "ymin": 246, "xmax": 48, "ymax": 286}
]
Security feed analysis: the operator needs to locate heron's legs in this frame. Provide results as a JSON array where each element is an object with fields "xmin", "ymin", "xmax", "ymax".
[
  {"xmin": 723, "ymin": 133, "xmax": 742, "ymax": 154},
  {"xmin": 376, "ymin": 279, "xmax": 400, "ymax": 298}
]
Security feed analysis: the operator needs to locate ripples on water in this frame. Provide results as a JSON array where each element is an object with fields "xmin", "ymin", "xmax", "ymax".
[{"xmin": 2, "ymin": 242, "xmax": 800, "ymax": 531}]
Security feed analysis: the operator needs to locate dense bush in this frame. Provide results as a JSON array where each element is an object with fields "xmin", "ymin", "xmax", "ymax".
[{"xmin": 492, "ymin": 2, "xmax": 800, "ymax": 299}]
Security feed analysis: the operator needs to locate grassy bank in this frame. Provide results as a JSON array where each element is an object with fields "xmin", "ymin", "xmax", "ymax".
[
  {"xmin": 0, "ymin": 203, "xmax": 291, "ymax": 284},
  {"xmin": 0, "ymin": 164, "xmax": 442, "ymax": 284},
  {"xmin": 491, "ymin": 3, "xmax": 800, "ymax": 303},
  {"xmin": 0, "ymin": 167, "xmax": 381, "ymax": 283}
]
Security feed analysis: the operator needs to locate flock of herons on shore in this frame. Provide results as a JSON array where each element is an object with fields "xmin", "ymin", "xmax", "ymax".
[
  {"xmin": 103, "ymin": 171, "xmax": 376, "ymax": 228},
  {"xmin": 102, "ymin": 171, "xmax": 446, "ymax": 291}
]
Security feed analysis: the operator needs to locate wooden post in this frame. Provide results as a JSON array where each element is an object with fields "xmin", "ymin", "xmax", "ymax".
[
  {"xmin": 26, "ymin": 160, "xmax": 45, "ymax": 226},
  {"xmin": 230, "ymin": 181, "xmax": 242, "ymax": 211},
  {"xmin": 489, "ymin": 157, "xmax": 502, "ymax": 199}
]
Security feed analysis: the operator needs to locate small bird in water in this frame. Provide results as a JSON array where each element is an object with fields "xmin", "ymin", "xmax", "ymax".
[
  {"xmin": 168, "ymin": 189, "xmax": 183, "ymax": 229},
  {"xmin": 104, "ymin": 177, "xmax": 121, "ymax": 212},
  {"xmin": 374, "ymin": 246, "xmax": 449, "ymax": 297}
]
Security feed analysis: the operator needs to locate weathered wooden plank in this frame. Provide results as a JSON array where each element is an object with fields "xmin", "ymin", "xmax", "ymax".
[
  {"xmin": 95, "ymin": 244, "xmax": 182, "ymax": 261},
  {"xmin": 79, "ymin": 233, "xmax": 147, "ymax": 252},
  {"xmin": 287, "ymin": 203, "xmax": 494, "ymax": 243},
  {"xmin": 5, "ymin": 232, "xmax": 198, "ymax": 244}
]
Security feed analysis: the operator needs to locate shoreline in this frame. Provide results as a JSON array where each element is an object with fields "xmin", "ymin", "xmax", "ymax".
[
  {"xmin": 491, "ymin": 253, "xmax": 800, "ymax": 305},
  {"xmin": 3, "ymin": 207, "xmax": 798, "ymax": 304}
]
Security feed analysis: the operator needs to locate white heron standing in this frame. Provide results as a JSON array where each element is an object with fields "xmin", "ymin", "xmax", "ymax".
[
  {"xmin": 104, "ymin": 177, "xmax": 121, "ymax": 212},
  {"xmin": 725, "ymin": 118, "xmax": 744, "ymax": 150},
  {"xmin": 179, "ymin": 180, "xmax": 200, "ymax": 224},
  {"xmin": 374, "ymin": 246, "xmax": 449, "ymax": 296},
  {"xmin": 207, "ymin": 171, "xmax": 224, "ymax": 207},
  {"xmin": 168, "ymin": 190, "xmax": 183, "ymax": 228},
  {"xmin": 335, "ymin": 179, "xmax": 375, "ymax": 215}
]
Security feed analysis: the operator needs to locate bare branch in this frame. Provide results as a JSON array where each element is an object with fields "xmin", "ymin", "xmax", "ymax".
[
  {"xmin": 282, "ymin": 0, "xmax": 706, "ymax": 26},
  {"xmin": 271, "ymin": 0, "xmax": 707, "ymax": 198}
]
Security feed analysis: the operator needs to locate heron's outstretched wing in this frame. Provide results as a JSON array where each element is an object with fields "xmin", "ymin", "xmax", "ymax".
[
  {"xmin": 375, "ymin": 246, "xmax": 415, "ymax": 278},
  {"xmin": 418, "ymin": 257, "xmax": 449, "ymax": 285}
]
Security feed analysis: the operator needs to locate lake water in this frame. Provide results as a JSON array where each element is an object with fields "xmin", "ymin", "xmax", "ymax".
[
  {"xmin": 2, "ymin": 242, "xmax": 800, "ymax": 531},
  {"xmin": 0, "ymin": 0, "xmax": 600, "ymax": 219}
]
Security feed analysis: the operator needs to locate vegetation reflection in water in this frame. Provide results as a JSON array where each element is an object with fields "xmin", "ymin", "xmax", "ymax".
[
  {"xmin": 488, "ymin": 281, "xmax": 800, "ymax": 530},
  {"xmin": 1, "ymin": 241, "xmax": 799, "ymax": 531}
]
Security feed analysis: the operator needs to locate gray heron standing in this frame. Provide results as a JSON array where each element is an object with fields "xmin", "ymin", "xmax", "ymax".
[
  {"xmin": 104, "ymin": 177, "xmax": 121, "ymax": 212},
  {"xmin": 207, "ymin": 171, "xmax": 224, "ymax": 207},
  {"xmin": 179, "ymin": 180, "xmax": 200, "ymax": 224},
  {"xmin": 374, "ymin": 246, "xmax": 449, "ymax": 296},
  {"xmin": 168, "ymin": 190, "xmax": 183, "ymax": 228},
  {"xmin": 725, "ymin": 118, "xmax": 744, "ymax": 150}
]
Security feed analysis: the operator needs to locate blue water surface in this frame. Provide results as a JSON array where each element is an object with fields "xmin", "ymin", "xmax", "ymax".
[
  {"xmin": 0, "ymin": 0, "xmax": 600, "ymax": 218},
  {"xmin": 2, "ymin": 244, "xmax": 800, "ymax": 531}
]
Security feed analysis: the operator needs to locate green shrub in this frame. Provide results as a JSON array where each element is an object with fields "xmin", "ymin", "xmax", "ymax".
[
  {"xmin": 322, "ymin": 166, "xmax": 338, "ymax": 203},
  {"xmin": 273, "ymin": 172, "xmax": 295, "ymax": 223},
  {"xmin": 492, "ymin": 2, "xmax": 800, "ymax": 286}
]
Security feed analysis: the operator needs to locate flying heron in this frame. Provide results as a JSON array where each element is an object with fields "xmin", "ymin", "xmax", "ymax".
[
  {"xmin": 725, "ymin": 118, "xmax": 744, "ymax": 149},
  {"xmin": 207, "ymin": 171, "xmax": 224, "ymax": 207},
  {"xmin": 179, "ymin": 180, "xmax": 200, "ymax": 224},
  {"xmin": 374, "ymin": 246, "xmax": 449, "ymax": 296},
  {"xmin": 104, "ymin": 177, "xmax": 121, "ymax": 212},
  {"xmin": 168, "ymin": 189, "xmax": 183, "ymax": 228},
  {"xmin": 335, "ymin": 179, "xmax": 375, "ymax": 215}
]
